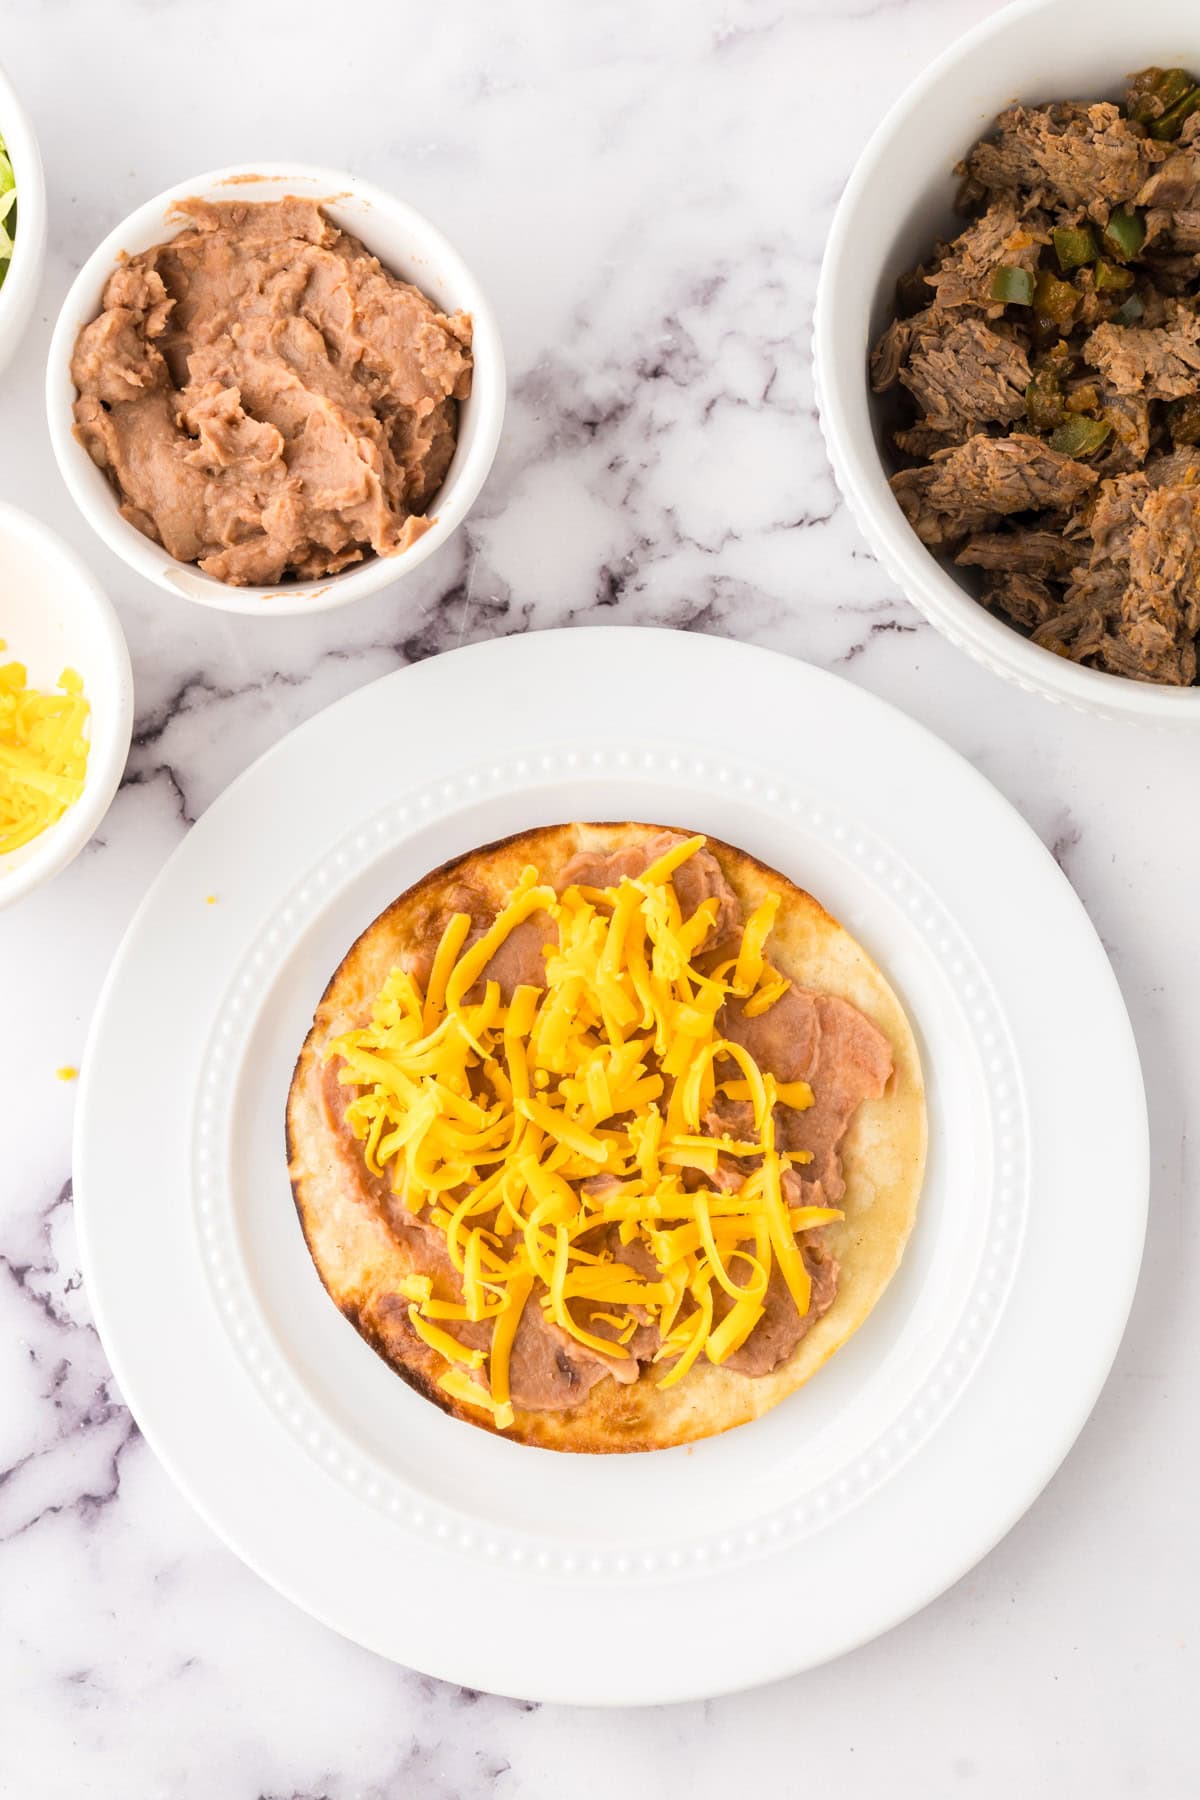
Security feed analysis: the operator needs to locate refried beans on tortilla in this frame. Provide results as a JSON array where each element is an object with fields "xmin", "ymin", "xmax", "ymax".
[{"xmin": 70, "ymin": 197, "xmax": 473, "ymax": 587}]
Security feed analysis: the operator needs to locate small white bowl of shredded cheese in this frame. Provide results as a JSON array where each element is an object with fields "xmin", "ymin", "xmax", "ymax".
[{"xmin": 0, "ymin": 505, "xmax": 132, "ymax": 909}]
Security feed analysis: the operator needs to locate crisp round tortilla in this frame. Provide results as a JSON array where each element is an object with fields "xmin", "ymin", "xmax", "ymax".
[{"xmin": 287, "ymin": 823, "xmax": 927, "ymax": 1452}]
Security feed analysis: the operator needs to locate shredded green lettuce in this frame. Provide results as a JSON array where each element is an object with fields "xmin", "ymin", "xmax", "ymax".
[{"xmin": 0, "ymin": 133, "xmax": 15, "ymax": 290}]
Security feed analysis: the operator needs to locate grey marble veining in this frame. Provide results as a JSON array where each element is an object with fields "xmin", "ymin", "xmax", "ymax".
[{"xmin": 1, "ymin": 0, "xmax": 1196, "ymax": 1794}]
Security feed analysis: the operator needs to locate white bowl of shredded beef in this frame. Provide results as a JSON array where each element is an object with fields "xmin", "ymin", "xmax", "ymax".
[
  {"xmin": 46, "ymin": 165, "xmax": 505, "ymax": 616},
  {"xmin": 815, "ymin": 0, "xmax": 1200, "ymax": 720}
]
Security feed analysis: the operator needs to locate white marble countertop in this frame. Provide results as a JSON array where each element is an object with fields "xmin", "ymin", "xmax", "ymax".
[{"xmin": 1, "ymin": 0, "xmax": 1195, "ymax": 1792}]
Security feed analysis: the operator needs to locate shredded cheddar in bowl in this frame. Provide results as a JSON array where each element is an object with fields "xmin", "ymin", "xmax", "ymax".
[
  {"xmin": 328, "ymin": 836, "xmax": 842, "ymax": 1430},
  {"xmin": 0, "ymin": 642, "xmax": 90, "ymax": 855}
]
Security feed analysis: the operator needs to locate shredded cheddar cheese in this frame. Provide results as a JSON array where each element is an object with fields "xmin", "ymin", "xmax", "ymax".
[
  {"xmin": 0, "ymin": 646, "xmax": 90, "ymax": 855},
  {"xmin": 329, "ymin": 836, "xmax": 842, "ymax": 1428}
]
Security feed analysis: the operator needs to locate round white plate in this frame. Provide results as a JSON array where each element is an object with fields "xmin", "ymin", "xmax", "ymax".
[{"xmin": 75, "ymin": 627, "xmax": 1147, "ymax": 1704}]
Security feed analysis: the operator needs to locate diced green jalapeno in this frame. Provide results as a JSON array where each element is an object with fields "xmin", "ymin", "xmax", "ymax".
[
  {"xmin": 988, "ymin": 265, "xmax": 1035, "ymax": 305},
  {"xmin": 1025, "ymin": 368, "xmax": 1067, "ymax": 430},
  {"xmin": 1112, "ymin": 295, "xmax": 1145, "ymax": 325},
  {"xmin": 1102, "ymin": 206, "xmax": 1146, "ymax": 261},
  {"xmin": 1094, "ymin": 259, "xmax": 1135, "ymax": 291},
  {"xmin": 1128, "ymin": 66, "xmax": 1196, "ymax": 124},
  {"xmin": 1148, "ymin": 86, "xmax": 1200, "ymax": 140},
  {"xmin": 1049, "ymin": 416, "xmax": 1112, "ymax": 458},
  {"xmin": 1052, "ymin": 225, "xmax": 1097, "ymax": 270},
  {"xmin": 0, "ymin": 136, "xmax": 13, "ymax": 290},
  {"xmin": 1032, "ymin": 269, "xmax": 1079, "ymax": 328},
  {"xmin": 1065, "ymin": 383, "xmax": 1101, "ymax": 415}
]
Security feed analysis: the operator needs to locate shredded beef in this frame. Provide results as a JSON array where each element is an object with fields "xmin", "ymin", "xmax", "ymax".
[
  {"xmin": 872, "ymin": 67, "xmax": 1200, "ymax": 684},
  {"xmin": 966, "ymin": 102, "xmax": 1162, "ymax": 222},
  {"xmin": 1167, "ymin": 210, "xmax": 1200, "ymax": 252},
  {"xmin": 979, "ymin": 570, "xmax": 1061, "ymax": 631},
  {"xmin": 1098, "ymin": 391, "xmax": 1153, "ymax": 472},
  {"xmin": 924, "ymin": 200, "xmax": 1048, "ymax": 313},
  {"xmin": 1146, "ymin": 447, "xmax": 1200, "ymax": 486},
  {"xmin": 899, "ymin": 316, "xmax": 1031, "ymax": 435},
  {"xmin": 893, "ymin": 421, "xmax": 972, "ymax": 461},
  {"xmin": 1030, "ymin": 473, "xmax": 1200, "ymax": 682},
  {"xmin": 956, "ymin": 526, "xmax": 1082, "ymax": 578},
  {"xmin": 1138, "ymin": 149, "xmax": 1200, "ymax": 212},
  {"xmin": 891, "ymin": 435, "xmax": 1097, "ymax": 549},
  {"xmin": 1118, "ymin": 483, "xmax": 1200, "ymax": 682},
  {"xmin": 1084, "ymin": 303, "xmax": 1200, "ymax": 400},
  {"xmin": 871, "ymin": 315, "xmax": 917, "ymax": 392}
]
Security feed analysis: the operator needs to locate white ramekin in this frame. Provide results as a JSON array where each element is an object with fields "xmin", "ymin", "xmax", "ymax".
[
  {"xmin": 815, "ymin": 0, "xmax": 1200, "ymax": 725},
  {"xmin": 0, "ymin": 503, "xmax": 133, "ymax": 909},
  {"xmin": 0, "ymin": 57, "xmax": 47, "ymax": 383},
  {"xmin": 46, "ymin": 164, "xmax": 506, "ymax": 618}
]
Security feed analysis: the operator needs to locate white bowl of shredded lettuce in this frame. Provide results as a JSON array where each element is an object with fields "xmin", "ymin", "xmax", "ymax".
[{"xmin": 0, "ymin": 58, "xmax": 45, "ymax": 381}]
